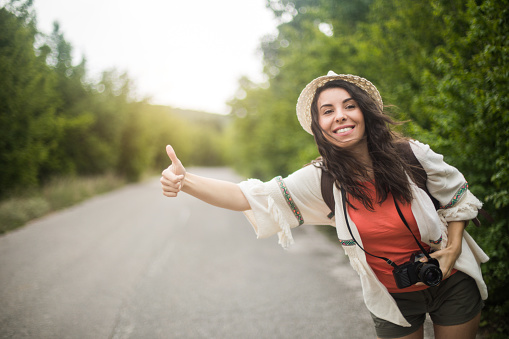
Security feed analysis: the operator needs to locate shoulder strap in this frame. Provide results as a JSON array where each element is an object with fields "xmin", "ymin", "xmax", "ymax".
[
  {"xmin": 395, "ymin": 141, "xmax": 441, "ymax": 210},
  {"xmin": 395, "ymin": 141, "xmax": 493, "ymax": 226},
  {"xmin": 321, "ymin": 169, "xmax": 336, "ymax": 219},
  {"xmin": 320, "ymin": 140, "xmax": 440, "ymax": 218}
]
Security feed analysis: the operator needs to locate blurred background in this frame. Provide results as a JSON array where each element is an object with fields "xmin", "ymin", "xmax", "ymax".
[{"xmin": 0, "ymin": 0, "xmax": 507, "ymax": 336}]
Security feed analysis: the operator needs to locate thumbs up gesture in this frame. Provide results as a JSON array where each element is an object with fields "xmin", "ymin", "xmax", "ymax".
[{"xmin": 161, "ymin": 145, "xmax": 186, "ymax": 197}]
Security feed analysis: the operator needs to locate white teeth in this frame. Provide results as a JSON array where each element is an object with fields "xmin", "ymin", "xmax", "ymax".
[{"xmin": 336, "ymin": 127, "xmax": 353, "ymax": 133}]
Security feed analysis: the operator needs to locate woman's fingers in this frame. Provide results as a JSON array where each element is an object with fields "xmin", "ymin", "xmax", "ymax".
[{"xmin": 160, "ymin": 169, "xmax": 185, "ymax": 197}]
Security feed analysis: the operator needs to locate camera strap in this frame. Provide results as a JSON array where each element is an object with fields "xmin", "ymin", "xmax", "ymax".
[
  {"xmin": 340, "ymin": 186, "xmax": 431, "ymax": 269},
  {"xmin": 392, "ymin": 195, "xmax": 432, "ymax": 260}
]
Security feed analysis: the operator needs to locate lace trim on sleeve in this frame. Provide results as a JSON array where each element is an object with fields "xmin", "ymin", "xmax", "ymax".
[
  {"xmin": 344, "ymin": 245, "xmax": 367, "ymax": 276},
  {"xmin": 438, "ymin": 189, "xmax": 483, "ymax": 223},
  {"xmin": 267, "ymin": 196, "xmax": 295, "ymax": 249},
  {"xmin": 439, "ymin": 182, "xmax": 469, "ymax": 209},
  {"xmin": 245, "ymin": 178, "xmax": 299, "ymax": 248},
  {"xmin": 275, "ymin": 176, "xmax": 304, "ymax": 226}
]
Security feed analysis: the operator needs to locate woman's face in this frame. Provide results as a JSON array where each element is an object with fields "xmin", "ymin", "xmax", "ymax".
[{"xmin": 317, "ymin": 87, "xmax": 366, "ymax": 149}]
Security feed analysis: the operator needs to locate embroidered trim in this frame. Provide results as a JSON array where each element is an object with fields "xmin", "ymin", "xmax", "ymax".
[
  {"xmin": 340, "ymin": 239, "xmax": 356, "ymax": 246},
  {"xmin": 275, "ymin": 176, "xmax": 304, "ymax": 226},
  {"xmin": 440, "ymin": 182, "xmax": 469, "ymax": 209},
  {"xmin": 429, "ymin": 236, "xmax": 442, "ymax": 245}
]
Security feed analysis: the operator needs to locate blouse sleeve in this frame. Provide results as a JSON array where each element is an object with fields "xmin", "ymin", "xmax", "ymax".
[
  {"xmin": 409, "ymin": 140, "xmax": 483, "ymax": 223},
  {"xmin": 238, "ymin": 164, "xmax": 334, "ymax": 248}
]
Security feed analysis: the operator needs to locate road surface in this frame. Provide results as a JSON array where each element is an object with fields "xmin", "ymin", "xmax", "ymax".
[{"xmin": 1, "ymin": 167, "xmax": 416, "ymax": 338}]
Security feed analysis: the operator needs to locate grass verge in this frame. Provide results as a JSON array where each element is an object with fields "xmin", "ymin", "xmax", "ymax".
[{"xmin": 0, "ymin": 173, "xmax": 126, "ymax": 235}]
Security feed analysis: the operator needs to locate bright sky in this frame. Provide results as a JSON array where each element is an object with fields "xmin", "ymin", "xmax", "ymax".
[{"xmin": 30, "ymin": 0, "xmax": 278, "ymax": 114}]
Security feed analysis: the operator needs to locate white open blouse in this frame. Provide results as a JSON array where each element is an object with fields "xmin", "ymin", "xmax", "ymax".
[{"xmin": 238, "ymin": 140, "xmax": 488, "ymax": 327}]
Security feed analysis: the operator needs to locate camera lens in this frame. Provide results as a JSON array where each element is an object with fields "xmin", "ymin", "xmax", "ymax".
[{"xmin": 417, "ymin": 263, "xmax": 442, "ymax": 287}]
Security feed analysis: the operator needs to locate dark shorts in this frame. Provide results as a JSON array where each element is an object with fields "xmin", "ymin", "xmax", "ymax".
[{"xmin": 371, "ymin": 271, "xmax": 484, "ymax": 339}]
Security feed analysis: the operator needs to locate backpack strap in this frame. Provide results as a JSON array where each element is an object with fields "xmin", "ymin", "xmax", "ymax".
[
  {"xmin": 394, "ymin": 141, "xmax": 441, "ymax": 210},
  {"xmin": 320, "ymin": 169, "xmax": 336, "ymax": 219},
  {"xmin": 394, "ymin": 141, "xmax": 491, "ymax": 226}
]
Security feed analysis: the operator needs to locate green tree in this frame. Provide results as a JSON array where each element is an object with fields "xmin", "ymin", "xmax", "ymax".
[
  {"xmin": 0, "ymin": 2, "xmax": 59, "ymax": 195},
  {"xmin": 116, "ymin": 101, "xmax": 154, "ymax": 181},
  {"xmin": 38, "ymin": 22, "xmax": 95, "ymax": 177},
  {"xmin": 0, "ymin": 0, "xmax": 231, "ymax": 206},
  {"xmin": 413, "ymin": 1, "xmax": 509, "ymax": 335}
]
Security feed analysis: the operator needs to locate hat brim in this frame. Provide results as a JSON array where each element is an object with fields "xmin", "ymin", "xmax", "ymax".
[{"xmin": 296, "ymin": 72, "xmax": 383, "ymax": 135}]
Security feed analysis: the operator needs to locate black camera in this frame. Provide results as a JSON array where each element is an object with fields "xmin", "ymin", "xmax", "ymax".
[{"xmin": 392, "ymin": 252, "xmax": 443, "ymax": 289}]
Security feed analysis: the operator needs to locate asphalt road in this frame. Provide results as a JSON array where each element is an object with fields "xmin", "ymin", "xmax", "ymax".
[{"xmin": 0, "ymin": 168, "xmax": 381, "ymax": 338}]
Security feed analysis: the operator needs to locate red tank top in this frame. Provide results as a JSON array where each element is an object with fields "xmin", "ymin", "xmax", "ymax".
[{"xmin": 347, "ymin": 182, "xmax": 431, "ymax": 293}]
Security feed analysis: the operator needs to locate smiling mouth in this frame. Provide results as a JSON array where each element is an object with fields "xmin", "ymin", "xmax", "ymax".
[{"xmin": 334, "ymin": 126, "xmax": 354, "ymax": 134}]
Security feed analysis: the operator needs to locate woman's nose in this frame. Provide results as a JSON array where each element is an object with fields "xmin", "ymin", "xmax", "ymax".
[{"xmin": 335, "ymin": 109, "xmax": 346, "ymax": 122}]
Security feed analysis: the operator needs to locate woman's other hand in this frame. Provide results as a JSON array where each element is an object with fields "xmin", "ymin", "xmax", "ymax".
[
  {"xmin": 428, "ymin": 246, "xmax": 461, "ymax": 280},
  {"xmin": 418, "ymin": 220, "xmax": 465, "ymax": 282}
]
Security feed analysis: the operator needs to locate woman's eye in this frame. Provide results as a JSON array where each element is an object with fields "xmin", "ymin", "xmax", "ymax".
[
  {"xmin": 346, "ymin": 104, "xmax": 356, "ymax": 109},
  {"xmin": 323, "ymin": 110, "xmax": 333, "ymax": 115}
]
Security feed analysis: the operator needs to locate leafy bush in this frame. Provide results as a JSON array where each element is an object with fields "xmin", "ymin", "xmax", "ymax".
[{"xmin": 0, "ymin": 197, "xmax": 50, "ymax": 233}]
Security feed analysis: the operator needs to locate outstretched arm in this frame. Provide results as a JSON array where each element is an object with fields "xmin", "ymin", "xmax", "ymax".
[{"xmin": 160, "ymin": 145, "xmax": 251, "ymax": 212}]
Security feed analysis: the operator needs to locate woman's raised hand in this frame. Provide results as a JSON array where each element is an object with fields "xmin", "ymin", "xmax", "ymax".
[
  {"xmin": 160, "ymin": 145, "xmax": 186, "ymax": 197},
  {"xmin": 160, "ymin": 145, "xmax": 250, "ymax": 210}
]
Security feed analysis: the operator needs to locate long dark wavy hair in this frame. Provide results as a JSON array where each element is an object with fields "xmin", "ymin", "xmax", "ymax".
[{"xmin": 310, "ymin": 80, "xmax": 413, "ymax": 210}]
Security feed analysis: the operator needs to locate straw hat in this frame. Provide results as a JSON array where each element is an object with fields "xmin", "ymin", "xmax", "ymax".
[{"xmin": 296, "ymin": 71, "xmax": 383, "ymax": 134}]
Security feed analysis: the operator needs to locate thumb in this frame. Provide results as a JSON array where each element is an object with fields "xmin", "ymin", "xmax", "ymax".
[
  {"xmin": 165, "ymin": 145, "xmax": 185, "ymax": 177},
  {"xmin": 166, "ymin": 145, "xmax": 180, "ymax": 164}
]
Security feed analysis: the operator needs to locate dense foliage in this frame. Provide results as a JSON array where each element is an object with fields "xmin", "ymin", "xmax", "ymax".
[
  {"xmin": 229, "ymin": 0, "xmax": 508, "ymax": 336},
  {"xmin": 0, "ymin": 1, "xmax": 228, "ymax": 198}
]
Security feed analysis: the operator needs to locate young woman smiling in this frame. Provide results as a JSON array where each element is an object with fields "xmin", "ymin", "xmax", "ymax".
[{"xmin": 161, "ymin": 71, "xmax": 488, "ymax": 339}]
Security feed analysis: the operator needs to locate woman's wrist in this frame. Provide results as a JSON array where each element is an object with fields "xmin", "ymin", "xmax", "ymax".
[
  {"xmin": 445, "ymin": 220, "xmax": 466, "ymax": 253},
  {"xmin": 180, "ymin": 172, "xmax": 192, "ymax": 193}
]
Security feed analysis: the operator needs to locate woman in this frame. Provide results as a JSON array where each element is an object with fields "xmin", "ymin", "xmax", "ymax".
[{"xmin": 160, "ymin": 71, "xmax": 488, "ymax": 339}]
